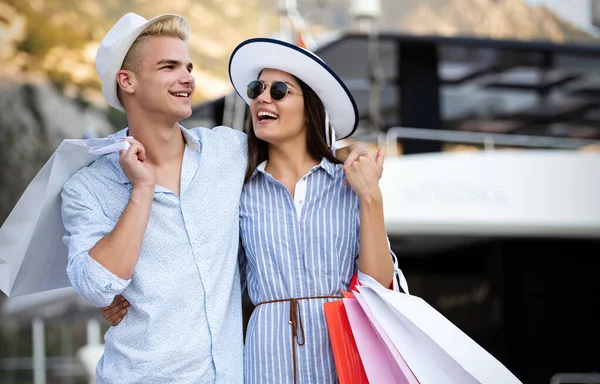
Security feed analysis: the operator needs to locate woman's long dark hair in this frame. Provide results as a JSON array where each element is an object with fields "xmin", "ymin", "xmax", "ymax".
[{"xmin": 244, "ymin": 75, "xmax": 340, "ymax": 182}]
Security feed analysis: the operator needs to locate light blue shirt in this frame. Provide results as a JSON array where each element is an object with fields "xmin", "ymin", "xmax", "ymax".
[{"xmin": 61, "ymin": 126, "xmax": 247, "ymax": 384}]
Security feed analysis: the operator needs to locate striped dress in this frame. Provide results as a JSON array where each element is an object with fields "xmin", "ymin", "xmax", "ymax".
[{"xmin": 239, "ymin": 157, "xmax": 385, "ymax": 384}]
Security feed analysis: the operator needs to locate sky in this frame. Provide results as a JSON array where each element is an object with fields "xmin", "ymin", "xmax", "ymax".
[{"xmin": 521, "ymin": 0, "xmax": 600, "ymax": 36}]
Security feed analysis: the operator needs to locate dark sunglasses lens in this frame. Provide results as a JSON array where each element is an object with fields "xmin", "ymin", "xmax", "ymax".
[
  {"xmin": 247, "ymin": 81, "xmax": 264, "ymax": 99},
  {"xmin": 270, "ymin": 81, "xmax": 288, "ymax": 101}
]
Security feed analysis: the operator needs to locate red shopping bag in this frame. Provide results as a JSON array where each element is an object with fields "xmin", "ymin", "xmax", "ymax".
[{"xmin": 324, "ymin": 291, "xmax": 369, "ymax": 384}]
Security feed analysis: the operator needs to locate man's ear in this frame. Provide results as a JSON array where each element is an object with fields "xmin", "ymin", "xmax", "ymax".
[{"xmin": 116, "ymin": 69, "xmax": 135, "ymax": 95}]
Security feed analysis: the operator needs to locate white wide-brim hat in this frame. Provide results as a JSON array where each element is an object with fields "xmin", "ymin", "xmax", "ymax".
[
  {"xmin": 228, "ymin": 37, "xmax": 358, "ymax": 140},
  {"xmin": 95, "ymin": 12, "xmax": 190, "ymax": 110}
]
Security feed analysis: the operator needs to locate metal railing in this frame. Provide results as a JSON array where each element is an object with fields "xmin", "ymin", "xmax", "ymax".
[
  {"xmin": 379, "ymin": 126, "xmax": 600, "ymax": 156},
  {"xmin": 549, "ymin": 372, "xmax": 600, "ymax": 384}
]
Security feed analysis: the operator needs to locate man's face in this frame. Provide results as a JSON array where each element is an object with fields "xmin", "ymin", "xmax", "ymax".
[{"xmin": 131, "ymin": 36, "xmax": 195, "ymax": 123}]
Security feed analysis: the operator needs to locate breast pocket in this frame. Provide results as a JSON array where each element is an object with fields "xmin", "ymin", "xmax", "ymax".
[
  {"xmin": 310, "ymin": 206, "xmax": 359, "ymax": 277},
  {"xmin": 240, "ymin": 209, "xmax": 285, "ymax": 278}
]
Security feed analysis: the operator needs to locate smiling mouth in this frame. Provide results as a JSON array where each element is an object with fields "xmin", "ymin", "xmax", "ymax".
[
  {"xmin": 257, "ymin": 111, "xmax": 279, "ymax": 122},
  {"xmin": 170, "ymin": 92, "xmax": 190, "ymax": 98}
]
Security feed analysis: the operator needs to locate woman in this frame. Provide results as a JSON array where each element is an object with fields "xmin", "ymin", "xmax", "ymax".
[
  {"xmin": 103, "ymin": 37, "xmax": 407, "ymax": 383},
  {"xmin": 232, "ymin": 37, "xmax": 405, "ymax": 384}
]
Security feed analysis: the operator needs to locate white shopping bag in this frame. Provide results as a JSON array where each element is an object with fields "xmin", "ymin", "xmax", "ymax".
[
  {"xmin": 355, "ymin": 285, "xmax": 522, "ymax": 384},
  {"xmin": 0, "ymin": 137, "xmax": 130, "ymax": 297}
]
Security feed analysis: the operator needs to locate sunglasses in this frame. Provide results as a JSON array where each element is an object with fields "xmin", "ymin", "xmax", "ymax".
[{"xmin": 246, "ymin": 80, "xmax": 297, "ymax": 101}]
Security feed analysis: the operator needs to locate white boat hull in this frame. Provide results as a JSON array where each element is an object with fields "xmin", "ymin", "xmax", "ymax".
[{"xmin": 380, "ymin": 150, "xmax": 600, "ymax": 240}]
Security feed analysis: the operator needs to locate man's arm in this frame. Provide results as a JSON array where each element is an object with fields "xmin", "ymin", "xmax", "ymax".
[
  {"xmin": 61, "ymin": 177, "xmax": 135, "ymax": 307},
  {"xmin": 88, "ymin": 186, "xmax": 153, "ymax": 279},
  {"xmin": 61, "ymin": 140, "xmax": 155, "ymax": 307},
  {"xmin": 88, "ymin": 139, "xmax": 155, "ymax": 280}
]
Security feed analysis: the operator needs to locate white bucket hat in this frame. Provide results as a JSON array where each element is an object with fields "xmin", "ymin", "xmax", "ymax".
[
  {"xmin": 228, "ymin": 37, "xmax": 359, "ymax": 142},
  {"xmin": 95, "ymin": 12, "xmax": 190, "ymax": 110}
]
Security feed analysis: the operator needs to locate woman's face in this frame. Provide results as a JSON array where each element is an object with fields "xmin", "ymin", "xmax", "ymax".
[{"xmin": 250, "ymin": 68, "xmax": 306, "ymax": 145}]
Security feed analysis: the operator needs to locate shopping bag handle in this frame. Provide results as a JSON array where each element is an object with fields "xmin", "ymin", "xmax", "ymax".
[
  {"xmin": 391, "ymin": 251, "xmax": 410, "ymax": 295},
  {"xmin": 88, "ymin": 135, "xmax": 133, "ymax": 155},
  {"xmin": 350, "ymin": 254, "xmax": 410, "ymax": 295}
]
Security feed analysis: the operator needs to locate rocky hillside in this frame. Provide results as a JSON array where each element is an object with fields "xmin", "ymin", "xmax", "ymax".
[
  {"xmin": 298, "ymin": 0, "xmax": 599, "ymax": 42},
  {"xmin": 0, "ymin": 0, "xmax": 279, "ymax": 223},
  {"xmin": 0, "ymin": 0, "xmax": 279, "ymax": 105},
  {"xmin": 0, "ymin": 0, "xmax": 598, "ymax": 224},
  {"xmin": 391, "ymin": 0, "xmax": 598, "ymax": 42},
  {"xmin": 1, "ymin": 0, "xmax": 597, "ymax": 109},
  {"xmin": 0, "ymin": 80, "xmax": 115, "ymax": 226}
]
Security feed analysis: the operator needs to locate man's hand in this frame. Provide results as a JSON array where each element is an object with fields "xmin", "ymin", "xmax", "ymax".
[
  {"xmin": 101, "ymin": 295, "xmax": 129, "ymax": 326},
  {"xmin": 119, "ymin": 139, "xmax": 156, "ymax": 189}
]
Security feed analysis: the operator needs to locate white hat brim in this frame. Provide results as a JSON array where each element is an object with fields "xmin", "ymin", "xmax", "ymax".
[
  {"xmin": 228, "ymin": 38, "xmax": 358, "ymax": 140},
  {"xmin": 100, "ymin": 14, "xmax": 190, "ymax": 111}
]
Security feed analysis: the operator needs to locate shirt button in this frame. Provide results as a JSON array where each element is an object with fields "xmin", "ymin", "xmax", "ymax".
[
  {"xmin": 302, "ymin": 177, "xmax": 307, "ymax": 181},
  {"xmin": 299, "ymin": 200, "xmax": 304, "ymax": 204}
]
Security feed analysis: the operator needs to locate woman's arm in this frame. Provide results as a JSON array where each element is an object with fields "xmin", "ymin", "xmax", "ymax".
[{"xmin": 344, "ymin": 149, "xmax": 395, "ymax": 287}]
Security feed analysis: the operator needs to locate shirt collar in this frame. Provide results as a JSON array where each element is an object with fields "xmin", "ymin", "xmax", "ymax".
[
  {"xmin": 319, "ymin": 158, "xmax": 337, "ymax": 178},
  {"xmin": 180, "ymin": 126, "xmax": 201, "ymax": 152},
  {"xmin": 250, "ymin": 157, "xmax": 336, "ymax": 180},
  {"xmin": 110, "ymin": 125, "xmax": 200, "ymax": 184},
  {"xmin": 249, "ymin": 160, "xmax": 266, "ymax": 180}
]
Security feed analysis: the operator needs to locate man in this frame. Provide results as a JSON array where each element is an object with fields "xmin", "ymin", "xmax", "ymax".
[{"xmin": 62, "ymin": 12, "xmax": 370, "ymax": 384}]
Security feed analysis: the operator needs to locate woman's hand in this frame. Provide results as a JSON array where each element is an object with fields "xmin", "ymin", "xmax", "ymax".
[
  {"xmin": 339, "ymin": 142, "xmax": 371, "ymax": 167},
  {"xmin": 343, "ymin": 148, "xmax": 385, "ymax": 200},
  {"xmin": 101, "ymin": 295, "xmax": 129, "ymax": 326}
]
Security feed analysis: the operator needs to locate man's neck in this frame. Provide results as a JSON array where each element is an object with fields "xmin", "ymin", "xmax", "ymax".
[{"xmin": 126, "ymin": 118, "xmax": 185, "ymax": 167}]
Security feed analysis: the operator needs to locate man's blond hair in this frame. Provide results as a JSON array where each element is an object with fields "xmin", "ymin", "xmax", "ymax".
[{"xmin": 121, "ymin": 16, "xmax": 189, "ymax": 73}]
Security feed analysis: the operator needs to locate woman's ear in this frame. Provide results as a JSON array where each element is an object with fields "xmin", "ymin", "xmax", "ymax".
[{"xmin": 116, "ymin": 69, "xmax": 136, "ymax": 95}]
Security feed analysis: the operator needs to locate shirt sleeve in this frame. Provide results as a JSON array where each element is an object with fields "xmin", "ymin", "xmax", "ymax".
[
  {"xmin": 211, "ymin": 126, "xmax": 248, "ymax": 173},
  {"xmin": 213, "ymin": 126, "xmax": 248, "ymax": 154},
  {"xmin": 61, "ymin": 175, "xmax": 131, "ymax": 307}
]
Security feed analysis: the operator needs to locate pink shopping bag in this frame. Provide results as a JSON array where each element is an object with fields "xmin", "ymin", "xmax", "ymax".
[{"xmin": 344, "ymin": 296, "xmax": 419, "ymax": 384}]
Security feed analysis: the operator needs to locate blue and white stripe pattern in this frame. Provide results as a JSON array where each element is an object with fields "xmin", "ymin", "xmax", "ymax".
[{"xmin": 239, "ymin": 157, "xmax": 396, "ymax": 383}]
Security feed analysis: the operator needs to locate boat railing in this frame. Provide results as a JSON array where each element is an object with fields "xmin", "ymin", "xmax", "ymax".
[{"xmin": 378, "ymin": 126, "xmax": 600, "ymax": 156}]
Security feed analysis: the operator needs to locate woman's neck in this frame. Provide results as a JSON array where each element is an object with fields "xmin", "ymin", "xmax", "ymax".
[{"xmin": 265, "ymin": 140, "xmax": 319, "ymax": 183}]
